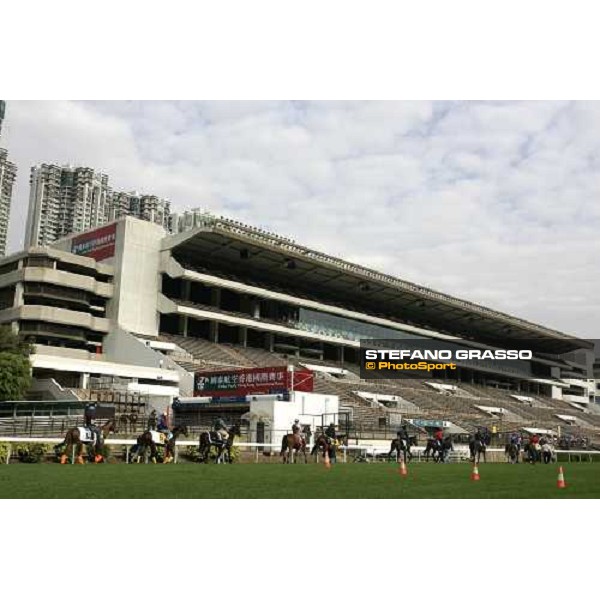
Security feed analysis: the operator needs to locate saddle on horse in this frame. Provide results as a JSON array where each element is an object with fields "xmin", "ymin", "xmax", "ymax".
[
  {"xmin": 77, "ymin": 426, "xmax": 99, "ymax": 445},
  {"xmin": 209, "ymin": 431, "xmax": 227, "ymax": 446},
  {"xmin": 150, "ymin": 430, "xmax": 172, "ymax": 445}
]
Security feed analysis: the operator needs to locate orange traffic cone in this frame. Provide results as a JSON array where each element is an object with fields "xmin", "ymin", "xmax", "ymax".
[
  {"xmin": 557, "ymin": 466, "xmax": 566, "ymax": 489},
  {"xmin": 399, "ymin": 460, "xmax": 407, "ymax": 477},
  {"xmin": 471, "ymin": 464, "xmax": 480, "ymax": 481},
  {"xmin": 324, "ymin": 451, "xmax": 331, "ymax": 469}
]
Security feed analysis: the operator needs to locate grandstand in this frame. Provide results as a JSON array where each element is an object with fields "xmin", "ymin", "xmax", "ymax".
[{"xmin": 0, "ymin": 213, "xmax": 597, "ymax": 445}]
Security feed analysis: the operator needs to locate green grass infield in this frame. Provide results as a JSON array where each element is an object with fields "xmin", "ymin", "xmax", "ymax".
[{"xmin": 1, "ymin": 462, "xmax": 599, "ymax": 499}]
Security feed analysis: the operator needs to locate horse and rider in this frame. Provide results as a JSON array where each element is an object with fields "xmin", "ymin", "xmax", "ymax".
[
  {"xmin": 56, "ymin": 403, "xmax": 117, "ymax": 464},
  {"xmin": 388, "ymin": 424, "xmax": 416, "ymax": 463},
  {"xmin": 423, "ymin": 427, "xmax": 445, "ymax": 462},
  {"xmin": 311, "ymin": 422, "xmax": 341, "ymax": 463},
  {"xmin": 130, "ymin": 416, "xmax": 189, "ymax": 464},
  {"xmin": 423, "ymin": 431, "xmax": 454, "ymax": 463},
  {"xmin": 504, "ymin": 431, "xmax": 522, "ymax": 464},
  {"xmin": 198, "ymin": 418, "xmax": 241, "ymax": 463},
  {"xmin": 469, "ymin": 427, "xmax": 490, "ymax": 463},
  {"xmin": 281, "ymin": 418, "xmax": 310, "ymax": 463}
]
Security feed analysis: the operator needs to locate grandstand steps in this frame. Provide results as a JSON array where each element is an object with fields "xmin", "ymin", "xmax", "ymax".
[{"xmin": 312, "ymin": 374, "xmax": 389, "ymax": 429}]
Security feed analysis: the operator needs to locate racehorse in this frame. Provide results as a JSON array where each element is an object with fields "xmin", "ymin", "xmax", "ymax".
[
  {"xmin": 198, "ymin": 424, "xmax": 241, "ymax": 463},
  {"xmin": 281, "ymin": 429, "xmax": 308, "ymax": 464},
  {"xmin": 469, "ymin": 438, "xmax": 487, "ymax": 463},
  {"xmin": 388, "ymin": 435, "xmax": 417, "ymax": 463},
  {"xmin": 56, "ymin": 419, "xmax": 117, "ymax": 464},
  {"xmin": 524, "ymin": 442, "xmax": 541, "ymax": 464},
  {"xmin": 423, "ymin": 438, "xmax": 442, "ymax": 462},
  {"xmin": 541, "ymin": 443, "xmax": 555, "ymax": 464},
  {"xmin": 311, "ymin": 433, "xmax": 346, "ymax": 463},
  {"xmin": 439, "ymin": 436, "xmax": 454, "ymax": 463},
  {"xmin": 130, "ymin": 425, "xmax": 188, "ymax": 464},
  {"xmin": 504, "ymin": 442, "xmax": 520, "ymax": 464}
]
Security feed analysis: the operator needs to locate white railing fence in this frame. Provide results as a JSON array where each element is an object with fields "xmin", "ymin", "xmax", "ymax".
[{"xmin": 1, "ymin": 436, "xmax": 599, "ymax": 465}]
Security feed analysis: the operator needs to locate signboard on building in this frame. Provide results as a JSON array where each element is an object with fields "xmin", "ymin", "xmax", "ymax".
[
  {"xmin": 406, "ymin": 418, "xmax": 449, "ymax": 429},
  {"xmin": 194, "ymin": 366, "xmax": 314, "ymax": 398},
  {"xmin": 71, "ymin": 223, "xmax": 117, "ymax": 261}
]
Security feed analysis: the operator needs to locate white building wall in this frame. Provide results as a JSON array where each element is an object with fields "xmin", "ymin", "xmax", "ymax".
[
  {"xmin": 108, "ymin": 217, "xmax": 166, "ymax": 336},
  {"xmin": 248, "ymin": 391, "xmax": 339, "ymax": 452}
]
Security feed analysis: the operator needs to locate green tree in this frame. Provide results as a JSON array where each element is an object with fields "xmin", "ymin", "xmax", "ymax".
[
  {"xmin": 0, "ymin": 326, "xmax": 33, "ymax": 402},
  {"xmin": 0, "ymin": 326, "xmax": 33, "ymax": 356}
]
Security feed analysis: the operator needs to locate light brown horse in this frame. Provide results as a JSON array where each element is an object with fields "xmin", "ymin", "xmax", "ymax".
[
  {"xmin": 57, "ymin": 419, "xmax": 117, "ymax": 464},
  {"xmin": 280, "ymin": 432, "xmax": 308, "ymax": 464}
]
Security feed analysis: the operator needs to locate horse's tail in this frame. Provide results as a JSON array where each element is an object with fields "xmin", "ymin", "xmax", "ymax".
[
  {"xmin": 54, "ymin": 431, "xmax": 69, "ymax": 451},
  {"xmin": 280, "ymin": 435, "xmax": 288, "ymax": 456}
]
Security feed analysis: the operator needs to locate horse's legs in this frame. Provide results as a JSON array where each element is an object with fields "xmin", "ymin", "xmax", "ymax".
[
  {"xmin": 60, "ymin": 436, "xmax": 71, "ymax": 464},
  {"xmin": 75, "ymin": 443, "xmax": 84, "ymax": 464}
]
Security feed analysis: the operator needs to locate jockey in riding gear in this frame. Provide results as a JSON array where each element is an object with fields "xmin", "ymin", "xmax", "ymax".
[
  {"xmin": 292, "ymin": 419, "xmax": 302, "ymax": 435},
  {"xmin": 325, "ymin": 422, "xmax": 336, "ymax": 442},
  {"xmin": 214, "ymin": 418, "xmax": 229, "ymax": 442},
  {"xmin": 84, "ymin": 403, "xmax": 102, "ymax": 442},
  {"xmin": 84, "ymin": 403, "xmax": 103, "ymax": 462},
  {"xmin": 147, "ymin": 409, "xmax": 158, "ymax": 431},
  {"xmin": 157, "ymin": 412, "xmax": 169, "ymax": 432},
  {"xmin": 434, "ymin": 427, "xmax": 443, "ymax": 450},
  {"xmin": 84, "ymin": 402, "xmax": 96, "ymax": 428}
]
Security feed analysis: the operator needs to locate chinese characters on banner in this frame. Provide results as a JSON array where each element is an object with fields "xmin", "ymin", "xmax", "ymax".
[
  {"xmin": 71, "ymin": 223, "xmax": 117, "ymax": 261},
  {"xmin": 194, "ymin": 366, "xmax": 314, "ymax": 397}
]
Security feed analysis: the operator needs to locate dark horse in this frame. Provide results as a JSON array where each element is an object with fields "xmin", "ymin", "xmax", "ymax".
[
  {"xmin": 469, "ymin": 438, "xmax": 487, "ymax": 463},
  {"xmin": 56, "ymin": 419, "xmax": 117, "ymax": 464},
  {"xmin": 131, "ymin": 425, "xmax": 188, "ymax": 464},
  {"xmin": 388, "ymin": 435, "xmax": 417, "ymax": 463},
  {"xmin": 198, "ymin": 424, "xmax": 241, "ymax": 463},
  {"xmin": 504, "ymin": 442, "xmax": 520, "ymax": 464},
  {"xmin": 311, "ymin": 433, "xmax": 346, "ymax": 463},
  {"xmin": 423, "ymin": 438, "xmax": 441, "ymax": 462}
]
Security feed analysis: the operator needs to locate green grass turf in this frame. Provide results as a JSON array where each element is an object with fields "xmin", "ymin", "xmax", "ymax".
[{"xmin": 1, "ymin": 462, "xmax": 599, "ymax": 498}]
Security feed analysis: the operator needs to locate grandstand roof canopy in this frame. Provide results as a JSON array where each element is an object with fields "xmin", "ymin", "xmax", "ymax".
[{"xmin": 164, "ymin": 219, "xmax": 592, "ymax": 355}]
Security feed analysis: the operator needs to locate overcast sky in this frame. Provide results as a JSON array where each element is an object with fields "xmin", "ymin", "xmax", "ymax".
[{"xmin": 1, "ymin": 101, "xmax": 598, "ymax": 338}]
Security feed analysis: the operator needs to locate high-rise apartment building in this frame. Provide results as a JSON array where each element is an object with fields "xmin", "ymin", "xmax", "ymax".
[
  {"xmin": 25, "ymin": 165, "xmax": 171, "ymax": 247},
  {"xmin": 0, "ymin": 101, "xmax": 17, "ymax": 257},
  {"xmin": 0, "ymin": 149, "xmax": 17, "ymax": 256},
  {"xmin": 25, "ymin": 165, "xmax": 110, "ymax": 247},
  {"xmin": 109, "ymin": 190, "xmax": 171, "ymax": 230},
  {"xmin": 0, "ymin": 101, "xmax": 6, "ymax": 137}
]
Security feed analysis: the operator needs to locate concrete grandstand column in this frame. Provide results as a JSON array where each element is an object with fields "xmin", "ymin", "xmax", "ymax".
[
  {"xmin": 80, "ymin": 373, "xmax": 90, "ymax": 389},
  {"xmin": 250, "ymin": 298, "xmax": 260, "ymax": 318},
  {"xmin": 13, "ymin": 281, "xmax": 24, "ymax": 307},
  {"xmin": 183, "ymin": 280, "xmax": 191, "ymax": 302},
  {"xmin": 265, "ymin": 332, "xmax": 274, "ymax": 352},
  {"xmin": 210, "ymin": 287, "xmax": 222, "ymax": 309},
  {"xmin": 239, "ymin": 326, "xmax": 248, "ymax": 347},
  {"xmin": 209, "ymin": 321, "xmax": 219, "ymax": 343},
  {"xmin": 181, "ymin": 315, "xmax": 189, "ymax": 337}
]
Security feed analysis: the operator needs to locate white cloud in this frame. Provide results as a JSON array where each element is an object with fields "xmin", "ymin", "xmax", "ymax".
[{"xmin": 2, "ymin": 100, "xmax": 599, "ymax": 337}]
